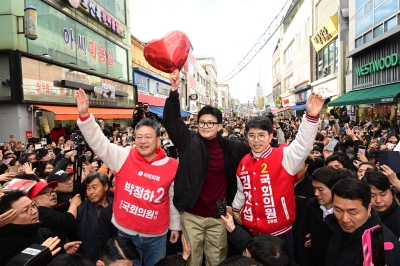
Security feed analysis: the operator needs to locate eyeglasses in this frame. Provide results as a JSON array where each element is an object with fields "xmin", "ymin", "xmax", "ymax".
[
  {"xmin": 198, "ymin": 121, "xmax": 219, "ymax": 128},
  {"xmin": 19, "ymin": 202, "xmax": 38, "ymax": 215},
  {"xmin": 247, "ymin": 134, "xmax": 267, "ymax": 141},
  {"xmin": 38, "ymin": 190, "xmax": 58, "ymax": 196},
  {"xmin": 135, "ymin": 135, "xmax": 155, "ymax": 141}
]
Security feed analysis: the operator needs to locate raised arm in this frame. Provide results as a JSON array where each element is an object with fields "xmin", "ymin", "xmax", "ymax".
[
  {"xmin": 163, "ymin": 70, "xmax": 193, "ymax": 152},
  {"xmin": 282, "ymin": 92, "xmax": 324, "ymax": 175},
  {"xmin": 75, "ymin": 89, "xmax": 130, "ymax": 172}
]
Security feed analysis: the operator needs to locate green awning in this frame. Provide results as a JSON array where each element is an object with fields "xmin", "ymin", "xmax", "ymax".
[{"xmin": 328, "ymin": 83, "xmax": 400, "ymax": 106}]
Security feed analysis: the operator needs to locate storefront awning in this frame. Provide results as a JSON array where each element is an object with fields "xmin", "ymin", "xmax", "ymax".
[
  {"xmin": 271, "ymin": 106, "xmax": 293, "ymax": 114},
  {"xmin": 149, "ymin": 106, "xmax": 190, "ymax": 118},
  {"xmin": 34, "ymin": 105, "xmax": 133, "ymax": 120},
  {"xmin": 290, "ymin": 104, "xmax": 306, "ymax": 111},
  {"xmin": 328, "ymin": 83, "xmax": 400, "ymax": 106}
]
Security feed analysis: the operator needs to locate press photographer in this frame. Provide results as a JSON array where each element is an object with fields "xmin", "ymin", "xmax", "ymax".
[{"xmin": 131, "ymin": 102, "xmax": 156, "ymax": 128}]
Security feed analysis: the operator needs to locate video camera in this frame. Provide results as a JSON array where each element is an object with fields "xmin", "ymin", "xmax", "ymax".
[
  {"xmin": 135, "ymin": 102, "xmax": 149, "ymax": 117},
  {"xmin": 265, "ymin": 112, "xmax": 275, "ymax": 122}
]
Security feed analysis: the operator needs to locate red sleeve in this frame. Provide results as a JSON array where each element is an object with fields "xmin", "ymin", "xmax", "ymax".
[{"xmin": 79, "ymin": 114, "xmax": 91, "ymax": 122}]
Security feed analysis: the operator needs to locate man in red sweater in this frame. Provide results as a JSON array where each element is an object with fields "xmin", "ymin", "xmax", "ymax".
[
  {"xmin": 232, "ymin": 91, "xmax": 324, "ymax": 259},
  {"xmin": 164, "ymin": 70, "xmax": 250, "ymax": 265}
]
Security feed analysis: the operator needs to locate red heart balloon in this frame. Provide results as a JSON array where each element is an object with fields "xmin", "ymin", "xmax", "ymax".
[{"xmin": 144, "ymin": 31, "xmax": 190, "ymax": 73}]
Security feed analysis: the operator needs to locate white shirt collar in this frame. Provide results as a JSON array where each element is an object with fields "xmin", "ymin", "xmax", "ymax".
[{"xmin": 320, "ymin": 205, "xmax": 333, "ymax": 219}]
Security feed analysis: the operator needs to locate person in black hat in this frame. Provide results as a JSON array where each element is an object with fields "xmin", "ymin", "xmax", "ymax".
[{"xmin": 47, "ymin": 169, "xmax": 74, "ymax": 213}]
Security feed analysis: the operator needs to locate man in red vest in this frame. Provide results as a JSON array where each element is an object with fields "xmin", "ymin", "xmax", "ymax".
[
  {"xmin": 232, "ymin": 91, "xmax": 324, "ymax": 259},
  {"xmin": 76, "ymin": 89, "xmax": 180, "ymax": 266}
]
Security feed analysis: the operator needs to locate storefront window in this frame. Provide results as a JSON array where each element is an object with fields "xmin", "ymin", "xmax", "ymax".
[
  {"xmin": 373, "ymin": 104, "xmax": 395, "ymax": 126},
  {"xmin": 385, "ymin": 16, "xmax": 397, "ymax": 31},
  {"xmin": 0, "ymin": 53, "xmax": 11, "ymax": 101},
  {"xmin": 358, "ymin": 104, "xmax": 374, "ymax": 122},
  {"xmin": 374, "ymin": 24, "xmax": 384, "ymax": 37},
  {"xmin": 316, "ymin": 38, "xmax": 338, "ymax": 80}
]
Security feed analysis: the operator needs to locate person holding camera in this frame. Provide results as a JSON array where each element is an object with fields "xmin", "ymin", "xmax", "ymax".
[
  {"xmin": 131, "ymin": 103, "xmax": 157, "ymax": 129},
  {"xmin": 232, "ymin": 91, "xmax": 324, "ymax": 260},
  {"xmin": 75, "ymin": 89, "xmax": 180, "ymax": 266}
]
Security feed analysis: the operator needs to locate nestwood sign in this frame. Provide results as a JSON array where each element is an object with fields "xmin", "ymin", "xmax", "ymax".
[{"xmin": 356, "ymin": 53, "xmax": 400, "ymax": 77}]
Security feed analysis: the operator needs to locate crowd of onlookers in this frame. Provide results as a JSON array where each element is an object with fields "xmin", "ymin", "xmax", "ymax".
[{"xmin": 0, "ymin": 106, "xmax": 400, "ymax": 266}]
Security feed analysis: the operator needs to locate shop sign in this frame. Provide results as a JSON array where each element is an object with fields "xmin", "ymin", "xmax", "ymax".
[
  {"xmin": 93, "ymin": 80, "xmax": 116, "ymax": 99},
  {"xmin": 26, "ymin": 131, "xmax": 33, "ymax": 139},
  {"xmin": 293, "ymin": 63, "xmax": 310, "ymax": 86},
  {"xmin": 283, "ymin": 61, "xmax": 293, "ymax": 76},
  {"xmin": 272, "ymin": 72, "xmax": 281, "ymax": 86},
  {"xmin": 62, "ymin": 28, "xmax": 115, "ymax": 69},
  {"xmin": 275, "ymin": 97, "xmax": 282, "ymax": 106},
  {"xmin": 381, "ymin": 98, "xmax": 394, "ymax": 102},
  {"xmin": 295, "ymin": 89, "xmax": 311, "ymax": 102},
  {"xmin": 190, "ymin": 100, "xmax": 197, "ymax": 112},
  {"xmin": 282, "ymin": 94, "xmax": 295, "ymax": 107},
  {"xmin": 312, "ymin": 78, "xmax": 338, "ymax": 98},
  {"xmin": 157, "ymin": 83, "xmax": 170, "ymax": 96},
  {"xmin": 134, "ymin": 73, "xmax": 148, "ymax": 92},
  {"xmin": 89, "ymin": 99, "xmax": 117, "ymax": 106},
  {"xmin": 355, "ymin": 53, "xmax": 400, "ymax": 77},
  {"xmin": 199, "ymin": 95, "xmax": 209, "ymax": 105},
  {"xmin": 189, "ymin": 94, "xmax": 198, "ymax": 101},
  {"xmin": 259, "ymin": 97, "xmax": 263, "ymax": 108},
  {"xmin": 66, "ymin": 72, "xmax": 87, "ymax": 84},
  {"xmin": 311, "ymin": 16, "xmax": 338, "ymax": 52},
  {"xmin": 66, "ymin": 0, "xmax": 124, "ymax": 36}
]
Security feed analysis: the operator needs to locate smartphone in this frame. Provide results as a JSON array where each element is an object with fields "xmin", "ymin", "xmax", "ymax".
[
  {"xmin": 9, "ymin": 135, "xmax": 14, "ymax": 139},
  {"xmin": 326, "ymin": 138, "xmax": 339, "ymax": 151},
  {"xmin": 377, "ymin": 138, "xmax": 384, "ymax": 147},
  {"xmin": 362, "ymin": 225, "xmax": 385, "ymax": 266},
  {"xmin": 2, "ymin": 159, "xmax": 8, "ymax": 165},
  {"xmin": 47, "ymin": 150, "xmax": 53, "ymax": 155},
  {"xmin": 358, "ymin": 145, "xmax": 366, "ymax": 155}
]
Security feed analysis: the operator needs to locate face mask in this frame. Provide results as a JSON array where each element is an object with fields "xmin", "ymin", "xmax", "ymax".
[{"xmin": 122, "ymin": 137, "xmax": 126, "ymax": 141}]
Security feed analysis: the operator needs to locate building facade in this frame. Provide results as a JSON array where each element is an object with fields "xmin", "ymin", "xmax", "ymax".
[
  {"xmin": 329, "ymin": 0, "xmax": 400, "ymax": 125},
  {"xmin": 197, "ymin": 57, "xmax": 218, "ymax": 108},
  {"xmin": 0, "ymin": 0, "xmax": 134, "ymax": 141}
]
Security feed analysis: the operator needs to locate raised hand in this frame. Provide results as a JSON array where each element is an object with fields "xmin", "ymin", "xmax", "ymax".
[
  {"xmin": 76, "ymin": 89, "xmax": 89, "ymax": 117},
  {"xmin": 306, "ymin": 92, "xmax": 324, "ymax": 117},
  {"xmin": 169, "ymin": 69, "xmax": 181, "ymax": 91},
  {"xmin": 0, "ymin": 209, "xmax": 18, "ymax": 228},
  {"xmin": 41, "ymin": 237, "xmax": 61, "ymax": 256}
]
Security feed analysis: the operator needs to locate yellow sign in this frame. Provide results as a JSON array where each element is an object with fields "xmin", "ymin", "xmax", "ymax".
[
  {"xmin": 311, "ymin": 16, "xmax": 338, "ymax": 52},
  {"xmin": 275, "ymin": 98, "xmax": 281, "ymax": 106},
  {"xmin": 259, "ymin": 97, "xmax": 263, "ymax": 108}
]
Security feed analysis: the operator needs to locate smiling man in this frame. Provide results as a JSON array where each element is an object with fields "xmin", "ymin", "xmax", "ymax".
[
  {"xmin": 232, "ymin": 91, "xmax": 324, "ymax": 259},
  {"xmin": 76, "ymin": 89, "xmax": 180, "ymax": 266},
  {"xmin": 324, "ymin": 178, "xmax": 400, "ymax": 266},
  {"xmin": 163, "ymin": 70, "xmax": 250, "ymax": 265}
]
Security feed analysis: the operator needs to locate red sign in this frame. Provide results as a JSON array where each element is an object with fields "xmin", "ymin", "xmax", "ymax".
[{"xmin": 26, "ymin": 131, "xmax": 33, "ymax": 139}]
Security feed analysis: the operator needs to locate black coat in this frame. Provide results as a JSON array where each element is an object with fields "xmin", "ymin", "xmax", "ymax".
[
  {"xmin": 163, "ymin": 92, "xmax": 250, "ymax": 212},
  {"xmin": 37, "ymin": 206, "xmax": 76, "ymax": 242},
  {"xmin": 97, "ymin": 204, "xmax": 118, "ymax": 255},
  {"xmin": 324, "ymin": 209, "xmax": 400, "ymax": 266},
  {"xmin": 378, "ymin": 197, "xmax": 400, "ymax": 239},
  {"xmin": 0, "ymin": 223, "xmax": 44, "ymax": 266},
  {"xmin": 298, "ymin": 198, "xmax": 332, "ymax": 266}
]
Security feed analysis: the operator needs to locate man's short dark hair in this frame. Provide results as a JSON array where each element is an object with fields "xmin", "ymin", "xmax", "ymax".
[
  {"xmin": 315, "ymin": 133, "xmax": 324, "ymax": 141},
  {"xmin": 198, "ymin": 105, "xmax": 223, "ymax": 124},
  {"xmin": 47, "ymin": 253, "xmax": 93, "ymax": 266},
  {"xmin": 86, "ymin": 172, "xmax": 109, "ymax": 187},
  {"xmin": 25, "ymin": 153, "xmax": 36, "ymax": 159},
  {"xmin": 26, "ymin": 143, "xmax": 34, "ymax": 149},
  {"xmin": 336, "ymin": 168, "xmax": 357, "ymax": 179},
  {"xmin": 0, "ymin": 191, "xmax": 27, "ymax": 215},
  {"xmin": 217, "ymin": 255, "xmax": 262, "ymax": 266},
  {"xmin": 17, "ymin": 156, "xmax": 28, "ymax": 165},
  {"xmin": 331, "ymin": 178, "xmax": 371, "ymax": 210},
  {"xmin": 359, "ymin": 162, "xmax": 378, "ymax": 172},
  {"xmin": 247, "ymin": 234, "xmax": 290, "ymax": 266},
  {"xmin": 311, "ymin": 167, "xmax": 342, "ymax": 189},
  {"xmin": 325, "ymin": 154, "xmax": 346, "ymax": 168},
  {"xmin": 101, "ymin": 237, "xmax": 140, "ymax": 265},
  {"xmin": 135, "ymin": 118, "xmax": 161, "ymax": 137},
  {"xmin": 245, "ymin": 116, "xmax": 274, "ymax": 135},
  {"xmin": 362, "ymin": 171, "xmax": 390, "ymax": 192}
]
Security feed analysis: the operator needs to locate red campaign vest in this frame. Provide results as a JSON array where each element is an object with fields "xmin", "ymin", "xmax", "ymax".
[
  {"xmin": 237, "ymin": 145, "xmax": 297, "ymax": 236},
  {"xmin": 113, "ymin": 148, "xmax": 178, "ymax": 234}
]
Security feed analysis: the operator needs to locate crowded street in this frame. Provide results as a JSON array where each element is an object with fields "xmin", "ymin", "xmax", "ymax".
[{"xmin": 1, "ymin": 0, "xmax": 400, "ymax": 265}]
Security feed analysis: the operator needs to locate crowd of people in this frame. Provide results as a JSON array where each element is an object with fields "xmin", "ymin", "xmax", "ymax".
[{"xmin": 0, "ymin": 70, "xmax": 400, "ymax": 266}]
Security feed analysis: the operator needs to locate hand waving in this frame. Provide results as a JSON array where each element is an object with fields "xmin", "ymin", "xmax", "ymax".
[
  {"xmin": 76, "ymin": 89, "xmax": 89, "ymax": 117},
  {"xmin": 169, "ymin": 69, "xmax": 181, "ymax": 91},
  {"xmin": 306, "ymin": 92, "xmax": 324, "ymax": 117}
]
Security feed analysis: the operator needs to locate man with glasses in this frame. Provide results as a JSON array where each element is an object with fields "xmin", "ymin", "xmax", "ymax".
[
  {"xmin": 75, "ymin": 89, "xmax": 180, "ymax": 266},
  {"xmin": 232, "ymin": 91, "xmax": 324, "ymax": 260},
  {"xmin": 28, "ymin": 181, "xmax": 82, "ymax": 245},
  {"xmin": 163, "ymin": 70, "xmax": 250, "ymax": 265}
]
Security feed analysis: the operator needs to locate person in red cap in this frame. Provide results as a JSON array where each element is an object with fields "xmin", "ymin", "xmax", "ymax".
[{"xmin": 28, "ymin": 181, "xmax": 82, "ymax": 248}]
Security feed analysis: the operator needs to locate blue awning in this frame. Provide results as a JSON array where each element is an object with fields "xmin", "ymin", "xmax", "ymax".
[
  {"xmin": 149, "ymin": 106, "xmax": 164, "ymax": 116},
  {"xmin": 150, "ymin": 106, "xmax": 191, "ymax": 118},
  {"xmin": 290, "ymin": 104, "xmax": 306, "ymax": 111}
]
